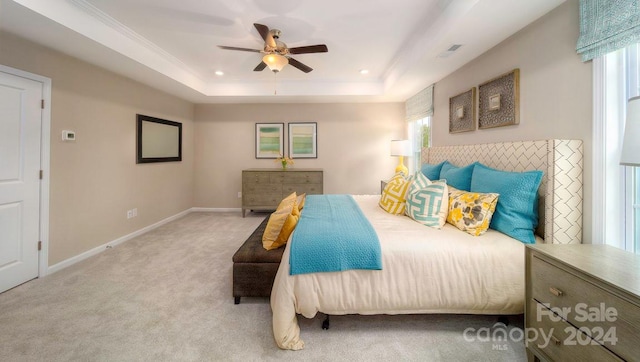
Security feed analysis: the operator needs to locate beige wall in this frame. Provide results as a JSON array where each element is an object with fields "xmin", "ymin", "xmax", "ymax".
[
  {"xmin": 193, "ymin": 103, "xmax": 405, "ymax": 207},
  {"xmin": 432, "ymin": 0, "xmax": 593, "ymax": 242},
  {"xmin": 0, "ymin": 31, "xmax": 195, "ymax": 265}
]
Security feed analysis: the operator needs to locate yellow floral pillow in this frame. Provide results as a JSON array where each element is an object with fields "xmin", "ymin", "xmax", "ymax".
[
  {"xmin": 379, "ymin": 172, "xmax": 412, "ymax": 215},
  {"xmin": 447, "ymin": 186, "xmax": 499, "ymax": 236}
]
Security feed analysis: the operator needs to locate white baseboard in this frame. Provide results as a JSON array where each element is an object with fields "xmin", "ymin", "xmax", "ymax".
[
  {"xmin": 191, "ymin": 207, "xmax": 242, "ymax": 212},
  {"xmin": 46, "ymin": 208, "xmax": 192, "ymax": 275}
]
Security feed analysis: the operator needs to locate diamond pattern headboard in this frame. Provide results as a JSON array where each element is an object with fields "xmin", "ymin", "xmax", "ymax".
[{"xmin": 422, "ymin": 140, "xmax": 583, "ymax": 244}]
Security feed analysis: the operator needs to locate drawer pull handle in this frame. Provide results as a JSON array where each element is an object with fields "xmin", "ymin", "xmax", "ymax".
[
  {"xmin": 551, "ymin": 336, "xmax": 561, "ymax": 346},
  {"xmin": 549, "ymin": 287, "xmax": 564, "ymax": 297}
]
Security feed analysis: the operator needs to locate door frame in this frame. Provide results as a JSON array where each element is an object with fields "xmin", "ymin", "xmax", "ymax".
[{"xmin": 0, "ymin": 64, "xmax": 51, "ymax": 278}]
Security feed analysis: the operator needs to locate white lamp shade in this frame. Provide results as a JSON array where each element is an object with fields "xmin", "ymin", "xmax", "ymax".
[
  {"xmin": 390, "ymin": 140, "xmax": 411, "ymax": 156},
  {"xmin": 262, "ymin": 54, "xmax": 288, "ymax": 72},
  {"xmin": 621, "ymin": 96, "xmax": 640, "ymax": 166}
]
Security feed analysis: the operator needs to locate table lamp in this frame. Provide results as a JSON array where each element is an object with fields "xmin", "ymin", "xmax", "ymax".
[{"xmin": 390, "ymin": 140, "xmax": 411, "ymax": 176}]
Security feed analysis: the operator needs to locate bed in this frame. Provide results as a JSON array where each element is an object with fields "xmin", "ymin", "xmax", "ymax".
[{"xmin": 270, "ymin": 139, "xmax": 584, "ymax": 350}]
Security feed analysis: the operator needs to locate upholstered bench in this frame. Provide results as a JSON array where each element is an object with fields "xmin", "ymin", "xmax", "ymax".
[{"xmin": 232, "ymin": 216, "xmax": 285, "ymax": 304}]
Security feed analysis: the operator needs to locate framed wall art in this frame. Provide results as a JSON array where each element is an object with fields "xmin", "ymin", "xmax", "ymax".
[
  {"xmin": 136, "ymin": 114, "xmax": 182, "ymax": 163},
  {"xmin": 478, "ymin": 68, "xmax": 520, "ymax": 129},
  {"xmin": 255, "ymin": 123, "xmax": 284, "ymax": 159},
  {"xmin": 449, "ymin": 87, "xmax": 476, "ymax": 133},
  {"xmin": 288, "ymin": 122, "xmax": 317, "ymax": 158}
]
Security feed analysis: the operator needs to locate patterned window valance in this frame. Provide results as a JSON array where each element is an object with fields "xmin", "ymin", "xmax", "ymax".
[
  {"xmin": 577, "ymin": 0, "xmax": 640, "ymax": 61},
  {"xmin": 405, "ymin": 84, "xmax": 434, "ymax": 122}
]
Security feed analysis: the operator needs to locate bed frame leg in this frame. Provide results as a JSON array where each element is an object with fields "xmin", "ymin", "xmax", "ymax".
[
  {"xmin": 234, "ymin": 297, "xmax": 240, "ymax": 305},
  {"xmin": 322, "ymin": 315, "xmax": 330, "ymax": 330}
]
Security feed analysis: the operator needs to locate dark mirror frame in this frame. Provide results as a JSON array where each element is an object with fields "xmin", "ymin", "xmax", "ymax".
[{"xmin": 136, "ymin": 114, "xmax": 182, "ymax": 164}]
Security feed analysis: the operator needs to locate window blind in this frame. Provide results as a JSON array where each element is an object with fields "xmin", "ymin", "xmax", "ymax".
[
  {"xmin": 577, "ymin": 0, "xmax": 640, "ymax": 61},
  {"xmin": 405, "ymin": 84, "xmax": 434, "ymax": 122}
]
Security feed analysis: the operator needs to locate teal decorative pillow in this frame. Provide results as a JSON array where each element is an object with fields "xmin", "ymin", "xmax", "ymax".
[
  {"xmin": 405, "ymin": 172, "xmax": 448, "ymax": 228},
  {"xmin": 439, "ymin": 162, "xmax": 477, "ymax": 191},
  {"xmin": 470, "ymin": 163, "xmax": 543, "ymax": 244},
  {"xmin": 420, "ymin": 161, "xmax": 446, "ymax": 181}
]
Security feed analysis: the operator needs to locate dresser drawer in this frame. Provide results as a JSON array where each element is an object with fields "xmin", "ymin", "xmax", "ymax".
[
  {"xmin": 269, "ymin": 173, "xmax": 285, "ymax": 184},
  {"xmin": 242, "ymin": 192, "xmax": 282, "ymax": 207},
  {"xmin": 243, "ymin": 172, "xmax": 271, "ymax": 184},
  {"xmin": 531, "ymin": 256, "xmax": 640, "ymax": 359},
  {"xmin": 243, "ymin": 183, "xmax": 282, "ymax": 194},
  {"xmin": 284, "ymin": 172, "xmax": 322, "ymax": 184},
  {"xmin": 527, "ymin": 301, "xmax": 622, "ymax": 362},
  {"xmin": 283, "ymin": 183, "xmax": 322, "ymax": 195}
]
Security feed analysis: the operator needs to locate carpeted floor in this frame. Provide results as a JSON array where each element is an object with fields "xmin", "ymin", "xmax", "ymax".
[{"xmin": 0, "ymin": 212, "xmax": 527, "ymax": 361}]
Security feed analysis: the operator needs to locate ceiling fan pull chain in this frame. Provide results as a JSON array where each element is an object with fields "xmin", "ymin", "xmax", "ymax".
[{"xmin": 274, "ymin": 71, "xmax": 277, "ymax": 95}]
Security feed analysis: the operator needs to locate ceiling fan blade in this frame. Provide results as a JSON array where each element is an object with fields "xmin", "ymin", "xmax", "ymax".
[
  {"xmin": 288, "ymin": 44, "xmax": 328, "ymax": 54},
  {"xmin": 254, "ymin": 23, "xmax": 270, "ymax": 41},
  {"xmin": 254, "ymin": 23, "xmax": 276, "ymax": 48},
  {"xmin": 253, "ymin": 61, "xmax": 267, "ymax": 71},
  {"xmin": 287, "ymin": 57, "xmax": 313, "ymax": 73},
  {"xmin": 218, "ymin": 45, "xmax": 261, "ymax": 53}
]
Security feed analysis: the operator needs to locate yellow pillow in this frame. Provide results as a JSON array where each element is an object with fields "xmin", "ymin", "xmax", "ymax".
[
  {"xmin": 296, "ymin": 193, "xmax": 306, "ymax": 211},
  {"xmin": 275, "ymin": 201, "xmax": 300, "ymax": 247},
  {"xmin": 447, "ymin": 186, "xmax": 499, "ymax": 236},
  {"xmin": 263, "ymin": 192, "xmax": 297, "ymax": 250},
  {"xmin": 379, "ymin": 172, "xmax": 412, "ymax": 215}
]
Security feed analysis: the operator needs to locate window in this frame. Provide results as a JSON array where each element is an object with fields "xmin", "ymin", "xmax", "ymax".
[
  {"xmin": 408, "ymin": 116, "xmax": 431, "ymax": 174},
  {"xmin": 596, "ymin": 43, "xmax": 640, "ymax": 253},
  {"xmin": 405, "ymin": 84, "xmax": 434, "ymax": 175}
]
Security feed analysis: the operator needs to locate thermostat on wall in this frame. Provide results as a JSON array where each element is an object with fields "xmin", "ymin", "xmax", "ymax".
[{"xmin": 62, "ymin": 130, "xmax": 76, "ymax": 141}]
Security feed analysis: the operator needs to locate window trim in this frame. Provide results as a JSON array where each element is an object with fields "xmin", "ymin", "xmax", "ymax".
[{"xmin": 593, "ymin": 46, "xmax": 639, "ymax": 252}]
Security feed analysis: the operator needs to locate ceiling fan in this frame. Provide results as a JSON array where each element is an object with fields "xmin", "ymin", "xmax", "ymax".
[{"xmin": 218, "ymin": 23, "xmax": 328, "ymax": 73}]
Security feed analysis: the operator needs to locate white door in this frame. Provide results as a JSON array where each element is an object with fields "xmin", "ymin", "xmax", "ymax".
[{"xmin": 0, "ymin": 71, "xmax": 42, "ymax": 293}]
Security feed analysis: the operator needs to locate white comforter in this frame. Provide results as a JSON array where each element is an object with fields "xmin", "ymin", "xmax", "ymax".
[{"xmin": 270, "ymin": 195, "xmax": 526, "ymax": 350}]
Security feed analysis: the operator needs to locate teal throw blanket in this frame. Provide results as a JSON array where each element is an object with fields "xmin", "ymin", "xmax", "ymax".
[{"xmin": 289, "ymin": 195, "xmax": 382, "ymax": 275}]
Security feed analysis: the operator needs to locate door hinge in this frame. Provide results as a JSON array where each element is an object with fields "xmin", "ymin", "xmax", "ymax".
[
  {"xmin": 39, "ymin": 170, "xmax": 43, "ymax": 179},
  {"xmin": 38, "ymin": 241, "xmax": 42, "ymax": 251},
  {"xmin": 41, "ymin": 99, "xmax": 44, "ymax": 109}
]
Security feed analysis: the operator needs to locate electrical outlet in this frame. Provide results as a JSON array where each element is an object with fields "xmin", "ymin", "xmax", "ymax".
[
  {"xmin": 127, "ymin": 210, "xmax": 133, "ymax": 219},
  {"xmin": 132, "ymin": 208, "xmax": 137, "ymax": 217},
  {"xmin": 237, "ymin": 192, "xmax": 242, "ymax": 198}
]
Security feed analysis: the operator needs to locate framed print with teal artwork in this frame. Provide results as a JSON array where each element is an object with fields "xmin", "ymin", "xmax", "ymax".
[
  {"xmin": 288, "ymin": 122, "xmax": 317, "ymax": 158},
  {"xmin": 255, "ymin": 123, "xmax": 284, "ymax": 159}
]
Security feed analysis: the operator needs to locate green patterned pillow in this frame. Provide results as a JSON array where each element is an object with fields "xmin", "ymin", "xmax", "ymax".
[
  {"xmin": 405, "ymin": 172, "xmax": 448, "ymax": 228},
  {"xmin": 447, "ymin": 186, "xmax": 499, "ymax": 236},
  {"xmin": 379, "ymin": 172, "xmax": 412, "ymax": 215}
]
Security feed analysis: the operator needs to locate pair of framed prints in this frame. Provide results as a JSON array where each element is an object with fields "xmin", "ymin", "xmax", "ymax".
[
  {"xmin": 255, "ymin": 122, "xmax": 317, "ymax": 159},
  {"xmin": 449, "ymin": 69, "xmax": 520, "ymax": 133}
]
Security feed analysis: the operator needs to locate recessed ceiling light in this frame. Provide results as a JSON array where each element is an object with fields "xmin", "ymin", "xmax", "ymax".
[
  {"xmin": 359, "ymin": 69, "xmax": 369, "ymax": 75},
  {"xmin": 215, "ymin": 71, "xmax": 224, "ymax": 76}
]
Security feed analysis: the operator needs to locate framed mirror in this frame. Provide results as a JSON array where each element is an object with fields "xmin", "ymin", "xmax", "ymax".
[{"xmin": 136, "ymin": 114, "xmax": 182, "ymax": 163}]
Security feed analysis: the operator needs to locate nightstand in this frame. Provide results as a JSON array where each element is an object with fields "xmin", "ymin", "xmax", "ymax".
[{"xmin": 525, "ymin": 244, "xmax": 640, "ymax": 361}]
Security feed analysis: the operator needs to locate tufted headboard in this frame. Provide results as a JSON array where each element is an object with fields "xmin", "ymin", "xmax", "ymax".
[{"xmin": 422, "ymin": 140, "xmax": 583, "ymax": 245}]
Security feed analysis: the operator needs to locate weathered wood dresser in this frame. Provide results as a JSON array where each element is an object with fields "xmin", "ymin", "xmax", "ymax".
[{"xmin": 241, "ymin": 168, "xmax": 323, "ymax": 217}]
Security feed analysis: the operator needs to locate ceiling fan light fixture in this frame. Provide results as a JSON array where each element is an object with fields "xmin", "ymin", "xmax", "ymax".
[{"xmin": 263, "ymin": 53, "xmax": 288, "ymax": 72}]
